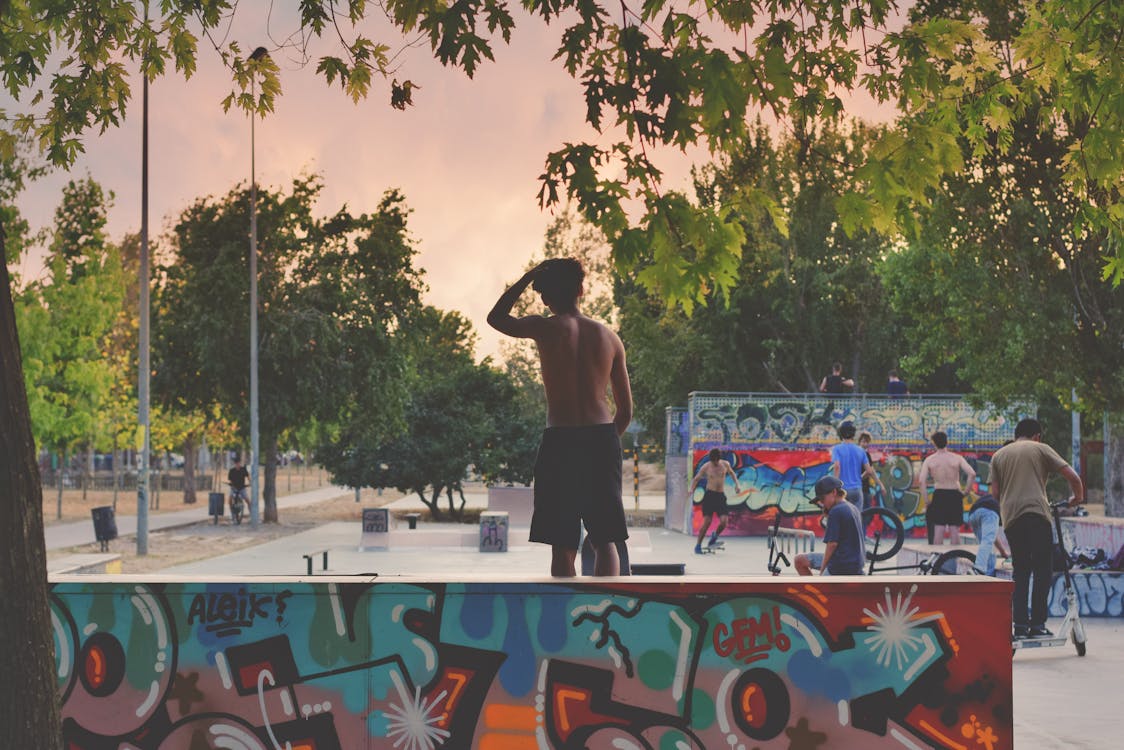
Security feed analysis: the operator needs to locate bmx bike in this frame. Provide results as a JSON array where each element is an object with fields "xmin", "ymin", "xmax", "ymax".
[
  {"xmin": 766, "ymin": 502, "xmax": 970, "ymax": 576},
  {"xmin": 225, "ymin": 483, "xmax": 246, "ymax": 525}
]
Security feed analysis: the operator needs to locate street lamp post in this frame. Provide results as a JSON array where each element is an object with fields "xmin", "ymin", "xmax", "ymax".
[
  {"xmin": 248, "ymin": 46, "xmax": 267, "ymax": 527},
  {"xmin": 137, "ymin": 70, "xmax": 151, "ymax": 554}
]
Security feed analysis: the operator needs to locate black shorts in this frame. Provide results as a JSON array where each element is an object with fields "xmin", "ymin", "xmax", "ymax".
[
  {"xmin": 531, "ymin": 424, "xmax": 628, "ymax": 549},
  {"xmin": 928, "ymin": 489, "xmax": 965, "ymax": 526},
  {"xmin": 701, "ymin": 489, "xmax": 728, "ymax": 517}
]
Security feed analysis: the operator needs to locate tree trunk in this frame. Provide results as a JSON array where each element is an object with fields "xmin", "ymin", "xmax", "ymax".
[
  {"xmin": 421, "ymin": 487, "xmax": 443, "ymax": 521},
  {"xmin": 1105, "ymin": 413, "xmax": 1124, "ymax": 518},
  {"xmin": 182, "ymin": 434, "xmax": 197, "ymax": 504},
  {"xmin": 263, "ymin": 435, "xmax": 279, "ymax": 522},
  {"xmin": 1, "ymin": 239, "xmax": 63, "ymax": 747}
]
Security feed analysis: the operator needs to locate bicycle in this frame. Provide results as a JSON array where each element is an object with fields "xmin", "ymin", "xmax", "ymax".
[
  {"xmin": 765, "ymin": 505, "xmax": 910, "ymax": 575},
  {"xmin": 226, "ymin": 482, "xmax": 246, "ymax": 525},
  {"xmin": 863, "ymin": 507, "xmax": 979, "ymax": 575}
]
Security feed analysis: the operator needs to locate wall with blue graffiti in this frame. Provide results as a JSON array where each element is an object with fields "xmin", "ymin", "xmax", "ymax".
[
  {"xmin": 684, "ymin": 393, "xmax": 1024, "ymax": 537},
  {"xmin": 50, "ymin": 576, "xmax": 1014, "ymax": 749}
]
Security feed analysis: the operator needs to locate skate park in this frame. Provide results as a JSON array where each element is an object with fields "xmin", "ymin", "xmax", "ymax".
[{"xmin": 45, "ymin": 393, "xmax": 1124, "ymax": 749}]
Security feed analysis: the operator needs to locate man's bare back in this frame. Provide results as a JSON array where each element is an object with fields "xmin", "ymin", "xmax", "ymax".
[
  {"xmin": 920, "ymin": 450, "xmax": 974, "ymax": 490},
  {"xmin": 696, "ymin": 459, "xmax": 735, "ymax": 492},
  {"xmin": 488, "ymin": 259, "xmax": 631, "ymax": 435}
]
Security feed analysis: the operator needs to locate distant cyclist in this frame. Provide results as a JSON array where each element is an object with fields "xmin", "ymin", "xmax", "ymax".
[{"xmin": 228, "ymin": 456, "xmax": 249, "ymax": 505}]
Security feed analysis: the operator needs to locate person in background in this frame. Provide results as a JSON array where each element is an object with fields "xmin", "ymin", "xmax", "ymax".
[
  {"xmin": 831, "ymin": 422, "xmax": 874, "ymax": 509},
  {"xmin": 691, "ymin": 448, "xmax": 742, "ymax": 554},
  {"xmin": 967, "ymin": 492, "xmax": 1010, "ymax": 575},
  {"xmin": 857, "ymin": 431, "xmax": 885, "ymax": 513},
  {"xmin": 795, "ymin": 476, "xmax": 865, "ymax": 576},
  {"xmin": 991, "ymin": 419, "xmax": 1084, "ymax": 638},
  {"xmin": 918, "ymin": 431, "xmax": 976, "ymax": 545},
  {"xmin": 820, "ymin": 362, "xmax": 854, "ymax": 394},
  {"xmin": 887, "ymin": 369, "xmax": 909, "ymax": 397}
]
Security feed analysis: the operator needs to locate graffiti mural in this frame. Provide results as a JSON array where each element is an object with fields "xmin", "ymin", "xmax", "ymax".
[
  {"xmin": 683, "ymin": 394, "xmax": 1023, "ymax": 537},
  {"xmin": 689, "ymin": 448, "xmax": 994, "ymax": 538},
  {"xmin": 50, "ymin": 577, "xmax": 1014, "ymax": 749}
]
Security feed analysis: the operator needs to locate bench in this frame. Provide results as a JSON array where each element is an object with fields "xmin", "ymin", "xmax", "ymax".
[{"xmin": 302, "ymin": 549, "xmax": 330, "ymax": 575}]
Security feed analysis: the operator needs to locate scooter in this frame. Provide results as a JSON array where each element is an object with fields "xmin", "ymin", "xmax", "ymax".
[{"xmin": 1012, "ymin": 500, "xmax": 1087, "ymax": 656}]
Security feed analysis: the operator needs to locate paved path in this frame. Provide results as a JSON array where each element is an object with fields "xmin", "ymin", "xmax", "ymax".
[{"xmin": 43, "ymin": 484, "xmax": 355, "ymax": 550}]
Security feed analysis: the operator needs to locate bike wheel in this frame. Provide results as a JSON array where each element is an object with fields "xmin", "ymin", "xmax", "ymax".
[
  {"xmin": 930, "ymin": 549, "xmax": 977, "ymax": 575},
  {"xmin": 862, "ymin": 507, "xmax": 904, "ymax": 562}
]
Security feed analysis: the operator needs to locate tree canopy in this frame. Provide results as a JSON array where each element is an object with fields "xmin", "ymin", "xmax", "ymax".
[{"xmin": 0, "ymin": 0, "xmax": 1119, "ymax": 306}]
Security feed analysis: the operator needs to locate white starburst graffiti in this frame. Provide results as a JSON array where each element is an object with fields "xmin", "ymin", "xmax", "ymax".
[
  {"xmin": 862, "ymin": 585, "xmax": 943, "ymax": 671},
  {"xmin": 385, "ymin": 669, "xmax": 451, "ymax": 750}
]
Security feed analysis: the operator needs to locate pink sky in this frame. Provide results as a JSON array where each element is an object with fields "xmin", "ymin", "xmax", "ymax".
[
  {"xmin": 11, "ymin": 12, "xmax": 709, "ymax": 361},
  {"xmin": 11, "ymin": 9, "xmax": 896, "ymax": 361}
]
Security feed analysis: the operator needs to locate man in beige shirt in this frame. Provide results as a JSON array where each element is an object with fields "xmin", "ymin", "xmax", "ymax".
[
  {"xmin": 918, "ymin": 431, "xmax": 977, "ymax": 545},
  {"xmin": 991, "ymin": 418, "xmax": 1083, "ymax": 638},
  {"xmin": 488, "ymin": 258, "xmax": 632, "ymax": 577}
]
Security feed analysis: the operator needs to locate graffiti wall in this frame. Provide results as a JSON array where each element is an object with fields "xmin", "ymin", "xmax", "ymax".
[
  {"xmin": 684, "ymin": 393, "xmax": 1025, "ymax": 537},
  {"xmin": 51, "ymin": 576, "xmax": 1014, "ymax": 749},
  {"xmin": 689, "ymin": 447, "xmax": 995, "ymax": 538}
]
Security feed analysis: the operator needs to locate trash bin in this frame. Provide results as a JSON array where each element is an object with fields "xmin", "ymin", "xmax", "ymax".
[
  {"xmin": 91, "ymin": 506, "xmax": 117, "ymax": 551},
  {"xmin": 208, "ymin": 492, "xmax": 225, "ymax": 524}
]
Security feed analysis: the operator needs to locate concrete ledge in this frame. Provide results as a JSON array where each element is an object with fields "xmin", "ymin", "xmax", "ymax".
[
  {"xmin": 47, "ymin": 553, "xmax": 122, "ymax": 575},
  {"xmin": 48, "ymin": 575, "xmax": 1014, "ymax": 749}
]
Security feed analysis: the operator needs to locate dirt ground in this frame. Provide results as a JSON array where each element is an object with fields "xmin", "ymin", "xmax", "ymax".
[{"xmin": 47, "ymin": 461, "xmax": 670, "ymax": 574}]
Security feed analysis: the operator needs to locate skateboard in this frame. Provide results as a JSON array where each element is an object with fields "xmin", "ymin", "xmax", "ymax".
[{"xmin": 696, "ymin": 542, "xmax": 725, "ymax": 554}]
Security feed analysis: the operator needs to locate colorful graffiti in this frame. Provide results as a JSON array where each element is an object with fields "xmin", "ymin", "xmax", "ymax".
[
  {"xmin": 50, "ymin": 578, "xmax": 1014, "ymax": 749},
  {"xmin": 682, "ymin": 394, "xmax": 1018, "ymax": 537},
  {"xmin": 688, "ymin": 393, "xmax": 1026, "ymax": 451},
  {"xmin": 689, "ymin": 448, "xmax": 996, "ymax": 538}
]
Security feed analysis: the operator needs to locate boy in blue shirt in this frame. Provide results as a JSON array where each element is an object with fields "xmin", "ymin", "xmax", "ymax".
[{"xmin": 795, "ymin": 476, "xmax": 866, "ymax": 576}]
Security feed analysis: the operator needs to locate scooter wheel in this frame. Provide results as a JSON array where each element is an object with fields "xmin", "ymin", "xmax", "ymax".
[{"xmin": 1074, "ymin": 637, "xmax": 1086, "ymax": 657}]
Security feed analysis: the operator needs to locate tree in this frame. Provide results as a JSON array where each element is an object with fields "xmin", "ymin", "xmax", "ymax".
[
  {"xmin": 14, "ymin": 178, "xmax": 126, "ymax": 516},
  {"xmin": 320, "ymin": 307, "xmax": 541, "ymax": 519},
  {"xmin": 619, "ymin": 121, "xmax": 901, "ymax": 433},
  {"xmin": 155, "ymin": 178, "xmax": 425, "ymax": 521}
]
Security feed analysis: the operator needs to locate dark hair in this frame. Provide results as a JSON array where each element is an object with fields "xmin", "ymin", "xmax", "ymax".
[
  {"xmin": 532, "ymin": 258, "xmax": 584, "ymax": 308},
  {"xmin": 838, "ymin": 421, "xmax": 856, "ymax": 439},
  {"xmin": 888, "ymin": 369, "xmax": 898, "ymax": 378},
  {"xmin": 832, "ymin": 361, "xmax": 843, "ymax": 373},
  {"xmin": 708, "ymin": 448, "xmax": 721, "ymax": 462},
  {"xmin": 858, "ymin": 431, "xmax": 872, "ymax": 444},
  {"xmin": 1014, "ymin": 418, "xmax": 1042, "ymax": 439},
  {"xmin": 931, "ymin": 431, "xmax": 948, "ymax": 449}
]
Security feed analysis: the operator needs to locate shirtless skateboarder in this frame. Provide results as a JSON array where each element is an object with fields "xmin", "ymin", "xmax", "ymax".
[
  {"xmin": 691, "ymin": 448, "xmax": 742, "ymax": 554},
  {"xmin": 488, "ymin": 257, "xmax": 632, "ymax": 577}
]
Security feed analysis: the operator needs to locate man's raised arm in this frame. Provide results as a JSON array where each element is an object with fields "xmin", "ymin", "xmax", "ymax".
[{"xmin": 488, "ymin": 263, "xmax": 545, "ymax": 338}]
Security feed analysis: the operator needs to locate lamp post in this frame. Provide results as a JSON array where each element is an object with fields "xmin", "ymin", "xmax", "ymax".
[
  {"xmin": 137, "ymin": 69, "xmax": 151, "ymax": 554},
  {"xmin": 248, "ymin": 46, "xmax": 268, "ymax": 527}
]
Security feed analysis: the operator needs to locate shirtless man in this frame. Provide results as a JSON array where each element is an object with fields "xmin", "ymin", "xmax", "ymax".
[
  {"xmin": 691, "ymin": 448, "xmax": 742, "ymax": 554},
  {"xmin": 488, "ymin": 258, "xmax": 632, "ymax": 577},
  {"xmin": 917, "ymin": 431, "xmax": 977, "ymax": 544}
]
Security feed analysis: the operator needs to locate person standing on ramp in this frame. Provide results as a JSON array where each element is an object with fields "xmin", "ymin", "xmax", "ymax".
[{"xmin": 488, "ymin": 258, "xmax": 632, "ymax": 577}]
